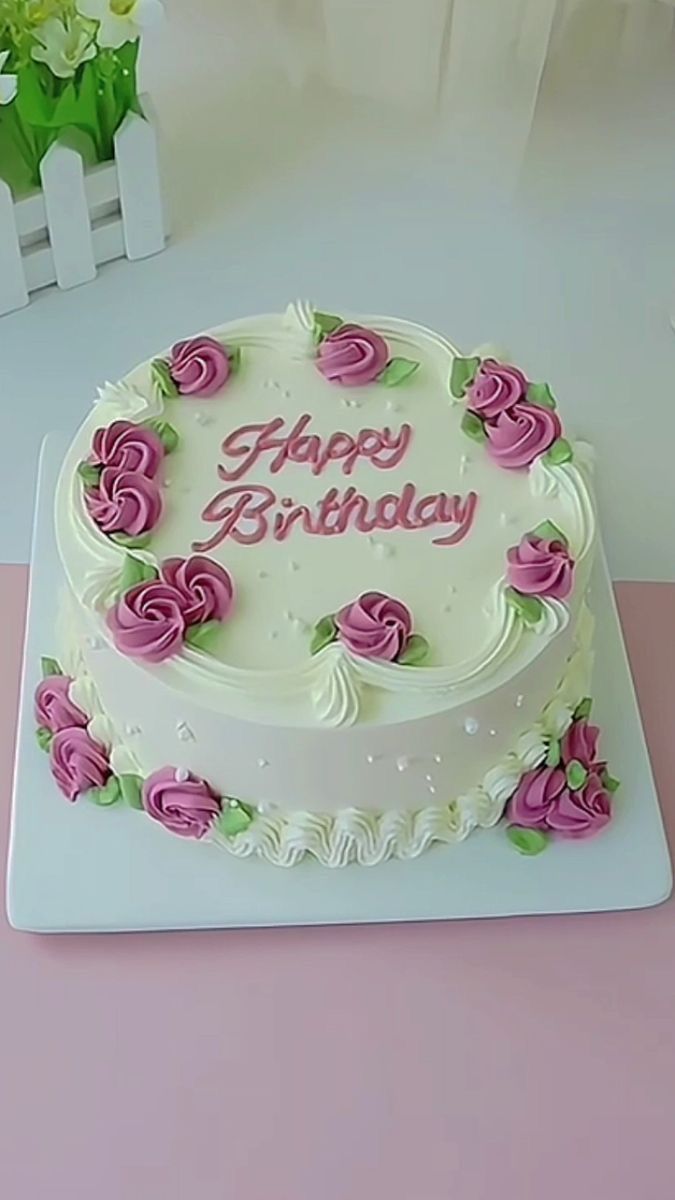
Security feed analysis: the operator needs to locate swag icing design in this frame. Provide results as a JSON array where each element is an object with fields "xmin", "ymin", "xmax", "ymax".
[
  {"xmin": 34, "ymin": 655, "xmax": 254, "ymax": 837},
  {"xmin": 451, "ymin": 354, "xmax": 573, "ymax": 470},
  {"xmin": 313, "ymin": 312, "xmax": 420, "ymax": 388}
]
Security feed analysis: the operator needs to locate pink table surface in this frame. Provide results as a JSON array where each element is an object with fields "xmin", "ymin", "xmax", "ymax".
[{"xmin": 2, "ymin": 564, "xmax": 675, "ymax": 1200}]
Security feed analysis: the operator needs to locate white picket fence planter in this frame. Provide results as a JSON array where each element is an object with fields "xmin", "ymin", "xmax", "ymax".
[{"xmin": 0, "ymin": 93, "xmax": 166, "ymax": 317}]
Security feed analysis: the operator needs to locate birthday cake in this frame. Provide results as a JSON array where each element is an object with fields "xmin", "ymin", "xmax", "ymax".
[{"xmin": 34, "ymin": 303, "xmax": 618, "ymax": 866}]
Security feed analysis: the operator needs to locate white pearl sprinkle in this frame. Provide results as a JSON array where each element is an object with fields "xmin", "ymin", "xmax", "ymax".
[
  {"xmin": 283, "ymin": 609, "xmax": 293, "ymax": 621},
  {"xmin": 490, "ymin": 729, "xmax": 497, "ymax": 737},
  {"xmin": 464, "ymin": 717, "xmax": 479, "ymax": 735},
  {"xmin": 86, "ymin": 636, "xmax": 103, "ymax": 650},
  {"xmin": 269, "ymin": 630, "xmax": 279, "ymax": 640},
  {"xmin": 366, "ymin": 754, "xmax": 375, "ymax": 764},
  {"xmin": 174, "ymin": 767, "xmax": 189, "ymax": 783},
  {"xmin": 228, "ymin": 798, "xmax": 239, "ymax": 808},
  {"xmin": 257, "ymin": 758, "xmax": 269, "ymax": 769},
  {"xmin": 176, "ymin": 721, "xmax": 195, "ymax": 742},
  {"xmin": 124, "ymin": 723, "xmax": 141, "ymax": 737},
  {"xmin": 433, "ymin": 754, "xmax": 442, "ymax": 764},
  {"xmin": 374, "ymin": 542, "xmax": 394, "ymax": 560},
  {"xmin": 283, "ymin": 389, "xmax": 291, "ymax": 399},
  {"xmin": 386, "ymin": 398, "xmax": 401, "ymax": 413},
  {"xmin": 288, "ymin": 561, "xmax": 299, "ymax": 572},
  {"xmin": 428, "ymin": 785, "xmax": 436, "ymax": 795},
  {"xmin": 396, "ymin": 756, "xmax": 410, "ymax": 773},
  {"xmin": 291, "ymin": 616, "xmax": 308, "ymax": 633},
  {"xmin": 447, "ymin": 584, "xmax": 456, "ymax": 595},
  {"xmin": 459, "ymin": 454, "xmax": 469, "ymax": 476},
  {"xmin": 257, "ymin": 569, "xmax": 269, "ymax": 580},
  {"xmin": 193, "ymin": 411, "xmax": 212, "ymax": 426},
  {"xmin": 163, "ymin": 478, "xmax": 172, "ymax": 488},
  {"xmin": 425, "ymin": 774, "xmax": 433, "ymax": 783},
  {"xmin": 515, "ymin": 694, "xmax": 524, "ymax": 708},
  {"xmin": 443, "ymin": 602, "xmax": 452, "ymax": 613},
  {"xmin": 499, "ymin": 512, "xmax": 509, "ymax": 527}
]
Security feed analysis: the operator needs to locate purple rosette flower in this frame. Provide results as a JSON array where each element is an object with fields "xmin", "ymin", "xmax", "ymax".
[
  {"xmin": 49, "ymin": 727, "xmax": 111, "ymax": 802},
  {"xmin": 467, "ymin": 358, "xmax": 527, "ymax": 421},
  {"xmin": 486, "ymin": 403, "xmax": 561, "ymax": 470},
  {"xmin": 85, "ymin": 468, "xmax": 163, "ymax": 537},
  {"xmin": 34, "ymin": 675, "xmax": 88, "ymax": 734},
  {"xmin": 143, "ymin": 767, "xmax": 221, "ymax": 839},
  {"xmin": 91, "ymin": 420, "xmax": 164, "ymax": 478},
  {"xmin": 107, "ymin": 581, "xmax": 186, "ymax": 663},
  {"xmin": 169, "ymin": 337, "xmax": 231, "ymax": 397},
  {"xmin": 160, "ymin": 556, "xmax": 235, "ymax": 626},
  {"xmin": 317, "ymin": 324, "xmax": 389, "ymax": 387},
  {"xmin": 506, "ymin": 533, "xmax": 574, "ymax": 601},
  {"xmin": 335, "ymin": 591, "xmax": 413, "ymax": 661}
]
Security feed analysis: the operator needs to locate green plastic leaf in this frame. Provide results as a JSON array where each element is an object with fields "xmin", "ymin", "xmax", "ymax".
[
  {"xmin": 41, "ymin": 656, "xmax": 63, "ymax": 678},
  {"xmin": 88, "ymin": 776, "xmax": 121, "ymax": 807},
  {"xmin": 118, "ymin": 774, "xmax": 145, "ymax": 811},
  {"xmin": 77, "ymin": 461, "xmax": 102, "ymax": 488},
  {"xmin": 378, "ymin": 358, "xmax": 420, "ymax": 387},
  {"xmin": 546, "ymin": 739, "xmax": 561, "ymax": 768},
  {"xmin": 450, "ymin": 356, "xmax": 480, "ymax": 398},
  {"xmin": 505, "ymin": 588, "xmax": 545, "ymax": 627},
  {"xmin": 573, "ymin": 696, "xmax": 593, "ymax": 721},
  {"xmin": 398, "ymin": 634, "xmax": 430, "ymax": 667},
  {"xmin": 111, "ymin": 532, "xmax": 152, "ymax": 550},
  {"xmin": 565, "ymin": 759, "xmax": 588, "ymax": 791},
  {"xmin": 228, "ymin": 346, "xmax": 242, "ymax": 374},
  {"xmin": 36, "ymin": 726, "xmax": 53, "ymax": 753},
  {"xmin": 184, "ymin": 620, "xmax": 222, "ymax": 654},
  {"xmin": 506, "ymin": 826, "xmax": 550, "ymax": 856},
  {"xmin": 218, "ymin": 800, "xmax": 255, "ymax": 837},
  {"xmin": 313, "ymin": 312, "xmax": 343, "ymax": 342},
  {"xmin": 602, "ymin": 772, "xmax": 621, "ymax": 795},
  {"xmin": 544, "ymin": 438, "xmax": 574, "ymax": 466},
  {"xmin": 120, "ymin": 553, "xmax": 158, "ymax": 593},
  {"xmin": 526, "ymin": 381, "xmax": 557, "ymax": 410},
  {"xmin": 461, "ymin": 410, "xmax": 487, "ymax": 444},
  {"xmin": 144, "ymin": 419, "xmax": 179, "ymax": 453},
  {"xmin": 532, "ymin": 519, "xmax": 567, "ymax": 547},
  {"xmin": 310, "ymin": 615, "xmax": 338, "ymax": 655},
  {"xmin": 151, "ymin": 358, "xmax": 178, "ymax": 398}
]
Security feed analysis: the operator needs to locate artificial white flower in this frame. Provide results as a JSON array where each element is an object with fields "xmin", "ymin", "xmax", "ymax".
[
  {"xmin": 31, "ymin": 18, "xmax": 97, "ymax": 79},
  {"xmin": 76, "ymin": 0, "xmax": 164, "ymax": 51},
  {"xmin": 0, "ymin": 50, "xmax": 18, "ymax": 106}
]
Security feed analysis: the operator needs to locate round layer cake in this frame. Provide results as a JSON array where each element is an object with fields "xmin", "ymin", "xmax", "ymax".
[{"xmin": 45, "ymin": 302, "xmax": 601, "ymax": 865}]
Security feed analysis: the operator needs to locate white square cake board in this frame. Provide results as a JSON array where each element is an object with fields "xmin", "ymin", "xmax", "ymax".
[{"xmin": 6, "ymin": 436, "xmax": 673, "ymax": 933}]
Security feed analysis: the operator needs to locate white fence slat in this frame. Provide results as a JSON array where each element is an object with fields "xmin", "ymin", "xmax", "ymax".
[
  {"xmin": 137, "ymin": 92, "xmax": 170, "ymax": 238},
  {"xmin": 0, "ymin": 179, "xmax": 29, "ymax": 316},
  {"xmin": 115, "ymin": 108, "xmax": 165, "ymax": 261},
  {"xmin": 22, "ymin": 242, "xmax": 57, "ymax": 293},
  {"xmin": 83, "ymin": 161, "xmax": 119, "ymax": 213},
  {"xmin": 40, "ymin": 142, "xmax": 96, "ymax": 290},
  {"xmin": 91, "ymin": 216, "xmax": 125, "ymax": 267},
  {"xmin": 13, "ymin": 188, "xmax": 47, "ymax": 241}
]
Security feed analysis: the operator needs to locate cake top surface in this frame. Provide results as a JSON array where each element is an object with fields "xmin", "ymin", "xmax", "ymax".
[{"xmin": 56, "ymin": 302, "xmax": 595, "ymax": 727}]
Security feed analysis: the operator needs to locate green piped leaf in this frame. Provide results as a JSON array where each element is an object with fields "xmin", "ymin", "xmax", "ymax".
[
  {"xmin": 119, "ymin": 774, "xmax": 145, "ymax": 810},
  {"xmin": 574, "ymin": 696, "xmax": 593, "ymax": 721},
  {"xmin": 111, "ymin": 532, "xmax": 153, "ymax": 550},
  {"xmin": 378, "ymin": 357, "xmax": 420, "ymax": 387},
  {"xmin": 601, "ymin": 771, "xmax": 620, "ymax": 795},
  {"xmin": 184, "ymin": 620, "xmax": 222, "ymax": 654},
  {"xmin": 450, "ymin": 355, "xmax": 480, "ymax": 398},
  {"xmin": 532, "ymin": 520, "xmax": 568, "ymax": 547},
  {"xmin": 313, "ymin": 312, "xmax": 343, "ymax": 343},
  {"xmin": 218, "ymin": 799, "xmax": 255, "ymax": 837},
  {"xmin": 41, "ymin": 656, "xmax": 63, "ymax": 678},
  {"xmin": 77, "ymin": 461, "xmax": 102, "ymax": 488},
  {"xmin": 228, "ymin": 346, "xmax": 242, "ymax": 374},
  {"xmin": 506, "ymin": 826, "xmax": 549, "ymax": 856},
  {"xmin": 505, "ymin": 587, "xmax": 544, "ymax": 627},
  {"xmin": 310, "ymin": 614, "xmax": 338, "ymax": 655},
  {"xmin": 151, "ymin": 358, "xmax": 178, "ymax": 398},
  {"xmin": 36, "ymin": 726, "xmax": 53, "ymax": 752},
  {"xmin": 544, "ymin": 438, "xmax": 574, "ymax": 466},
  {"xmin": 566, "ymin": 759, "xmax": 588, "ymax": 791},
  {"xmin": 144, "ymin": 419, "xmax": 179, "ymax": 453},
  {"xmin": 461, "ymin": 410, "xmax": 487, "ymax": 444},
  {"xmin": 120, "ymin": 554, "xmax": 159, "ymax": 594},
  {"xmin": 526, "ymin": 381, "xmax": 557, "ymax": 410},
  {"xmin": 546, "ymin": 739, "xmax": 561, "ymax": 768},
  {"xmin": 88, "ymin": 776, "xmax": 122, "ymax": 807},
  {"xmin": 399, "ymin": 634, "xmax": 430, "ymax": 667}
]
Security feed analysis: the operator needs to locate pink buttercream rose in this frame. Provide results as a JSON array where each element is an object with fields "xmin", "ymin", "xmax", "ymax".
[
  {"xmin": 545, "ymin": 772, "xmax": 612, "ymax": 839},
  {"xmin": 49, "ymin": 727, "xmax": 110, "ymax": 802},
  {"xmin": 107, "ymin": 581, "xmax": 186, "ymax": 663},
  {"xmin": 336, "ymin": 591, "xmax": 413, "ymax": 661},
  {"xmin": 169, "ymin": 337, "xmax": 231, "ymax": 397},
  {"xmin": 91, "ymin": 420, "xmax": 163, "ymax": 478},
  {"xmin": 486, "ymin": 403, "xmax": 561, "ymax": 470},
  {"xmin": 85, "ymin": 468, "xmax": 162, "ymax": 537},
  {"xmin": 143, "ymin": 767, "xmax": 221, "ymax": 839},
  {"xmin": 561, "ymin": 718, "xmax": 600, "ymax": 770},
  {"xmin": 160, "ymin": 556, "xmax": 235, "ymax": 626},
  {"xmin": 507, "ymin": 765, "xmax": 566, "ymax": 829},
  {"xmin": 506, "ymin": 532, "xmax": 574, "ymax": 600},
  {"xmin": 317, "ymin": 324, "xmax": 389, "ymax": 387},
  {"xmin": 34, "ymin": 675, "xmax": 88, "ymax": 734},
  {"xmin": 467, "ymin": 358, "xmax": 527, "ymax": 420}
]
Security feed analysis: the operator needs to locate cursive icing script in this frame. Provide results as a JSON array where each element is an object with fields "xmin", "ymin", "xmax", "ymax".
[
  {"xmin": 219, "ymin": 413, "xmax": 412, "ymax": 480},
  {"xmin": 193, "ymin": 484, "xmax": 478, "ymax": 552},
  {"xmin": 193, "ymin": 411, "xmax": 479, "ymax": 551}
]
